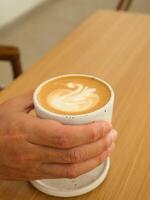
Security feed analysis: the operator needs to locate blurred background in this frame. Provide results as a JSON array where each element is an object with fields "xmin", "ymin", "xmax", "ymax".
[{"xmin": 0, "ymin": 0, "xmax": 149, "ymax": 87}]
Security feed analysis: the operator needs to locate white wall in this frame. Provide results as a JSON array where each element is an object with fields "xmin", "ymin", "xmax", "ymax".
[{"xmin": 0, "ymin": 0, "xmax": 47, "ymax": 28}]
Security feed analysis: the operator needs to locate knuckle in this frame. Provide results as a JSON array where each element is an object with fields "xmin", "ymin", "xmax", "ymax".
[
  {"xmin": 54, "ymin": 125, "xmax": 73, "ymax": 149},
  {"xmin": 16, "ymin": 154, "xmax": 35, "ymax": 167},
  {"xmin": 88, "ymin": 125, "xmax": 99, "ymax": 142},
  {"xmin": 56, "ymin": 134, "xmax": 71, "ymax": 149},
  {"xmin": 101, "ymin": 121, "xmax": 112, "ymax": 135},
  {"xmin": 65, "ymin": 164, "xmax": 79, "ymax": 178},
  {"xmin": 67, "ymin": 149, "xmax": 83, "ymax": 163}
]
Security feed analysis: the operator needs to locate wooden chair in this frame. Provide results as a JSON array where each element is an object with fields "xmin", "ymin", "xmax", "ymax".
[
  {"xmin": 116, "ymin": 0, "xmax": 134, "ymax": 10},
  {"xmin": 0, "ymin": 45, "xmax": 22, "ymax": 91}
]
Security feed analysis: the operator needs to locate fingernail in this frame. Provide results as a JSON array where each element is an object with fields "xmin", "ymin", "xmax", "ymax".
[{"xmin": 110, "ymin": 129, "xmax": 117, "ymax": 141}]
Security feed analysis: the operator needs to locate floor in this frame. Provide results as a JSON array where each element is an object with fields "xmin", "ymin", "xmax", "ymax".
[{"xmin": 0, "ymin": 0, "xmax": 150, "ymax": 86}]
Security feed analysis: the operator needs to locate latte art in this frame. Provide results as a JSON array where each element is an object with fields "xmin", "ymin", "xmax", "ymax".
[
  {"xmin": 46, "ymin": 82, "xmax": 99, "ymax": 113},
  {"xmin": 37, "ymin": 75, "xmax": 111, "ymax": 115}
]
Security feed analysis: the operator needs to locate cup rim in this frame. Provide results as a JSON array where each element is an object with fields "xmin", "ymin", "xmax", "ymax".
[{"xmin": 33, "ymin": 74, "xmax": 114, "ymax": 117}]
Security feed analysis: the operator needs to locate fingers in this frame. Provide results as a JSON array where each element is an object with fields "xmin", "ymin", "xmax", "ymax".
[
  {"xmin": 27, "ymin": 119, "xmax": 112, "ymax": 149},
  {"xmin": 2, "ymin": 142, "xmax": 115, "ymax": 181},
  {"xmin": 0, "ymin": 90, "xmax": 34, "ymax": 113},
  {"xmin": 40, "ymin": 143, "xmax": 115, "ymax": 179},
  {"xmin": 33, "ymin": 129, "xmax": 117, "ymax": 164}
]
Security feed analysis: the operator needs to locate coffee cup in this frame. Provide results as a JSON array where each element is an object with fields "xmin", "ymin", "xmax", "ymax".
[{"xmin": 31, "ymin": 74, "xmax": 114, "ymax": 197}]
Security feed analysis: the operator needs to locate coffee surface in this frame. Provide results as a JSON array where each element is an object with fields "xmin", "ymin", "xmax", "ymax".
[{"xmin": 38, "ymin": 76, "xmax": 110, "ymax": 115}]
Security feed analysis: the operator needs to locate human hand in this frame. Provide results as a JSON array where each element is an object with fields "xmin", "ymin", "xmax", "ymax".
[{"xmin": 0, "ymin": 91, "xmax": 117, "ymax": 180}]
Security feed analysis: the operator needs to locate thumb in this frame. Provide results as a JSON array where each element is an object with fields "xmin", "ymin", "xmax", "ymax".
[{"xmin": 1, "ymin": 90, "xmax": 34, "ymax": 113}]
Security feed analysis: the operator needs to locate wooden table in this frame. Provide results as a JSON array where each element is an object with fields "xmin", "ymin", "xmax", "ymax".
[{"xmin": 0, "ymin": 10, "xmax": 150, "ymax": 200}]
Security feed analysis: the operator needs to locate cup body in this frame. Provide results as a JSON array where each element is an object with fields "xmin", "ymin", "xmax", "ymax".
[{"xmin": 32, "ymin": 74, "xmax": 115, "ymax": 197}]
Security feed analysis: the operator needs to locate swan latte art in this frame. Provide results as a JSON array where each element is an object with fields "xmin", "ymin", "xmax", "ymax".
[{"xmin": 37, "ymin": 76, "xmax": 111, "ymax": 115}]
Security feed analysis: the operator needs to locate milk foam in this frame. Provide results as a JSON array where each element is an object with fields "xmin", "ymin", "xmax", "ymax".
[{"xmin": 46, "ymin": 82, "xmax": 99, "ymax": 113}]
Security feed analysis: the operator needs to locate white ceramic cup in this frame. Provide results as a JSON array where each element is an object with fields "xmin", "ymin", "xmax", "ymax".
[{"xmin": 31, "ymin": 74, "xmax": 115, "ymax": 197}]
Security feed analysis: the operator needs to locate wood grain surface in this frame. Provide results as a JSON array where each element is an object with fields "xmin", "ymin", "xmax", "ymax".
[{"xmin": 0, "ymin": 10, "xmax": 150, "ymax": 200}]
